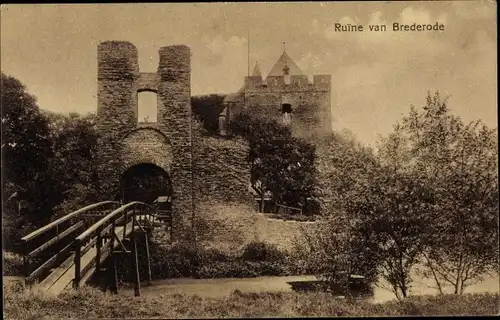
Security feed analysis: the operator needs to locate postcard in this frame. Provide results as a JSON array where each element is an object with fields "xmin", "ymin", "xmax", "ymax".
[{"xmin": 2, "ymin": 2, "xmax": 498, "ymax": 318}]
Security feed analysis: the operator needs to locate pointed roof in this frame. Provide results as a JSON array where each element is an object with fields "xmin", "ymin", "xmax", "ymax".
[
  {"xmin": 252, "ymin": 62, "xmax": 262, "ymax": 78},
  {"xmin": 267, "ymin": 50, "xmax": 304, "ymax": 77}
]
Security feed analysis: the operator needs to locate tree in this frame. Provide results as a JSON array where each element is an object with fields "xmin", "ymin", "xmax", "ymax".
[
  {"xmin": 191, "ymin": 94, "xmax": 226, "ymax": 135},
  {"xmin": 44, "ymin": 112, "xmax": 101, "ymax": 216},
  {"xmin": 315, "ymin": 130, "xmax": 378, "ymax": 215},
  {"xmin": 310, "ymin": 91, "xmax": 498, "ymax": 300},
  {"xmin": 1, "ymin": 74, "xmax": 104, "ymax": 251},
  {"xmin": 230, "ymin": 111, "xmax": 317, "ymax": 213},
  {"xmin": 376, "ymin": 91, "xmax": 498, "ymax": 296},
  {"xmin": 395, "ymin": 92, "xmax": 499, "ymax": 295},
  {"xmin": 1, "ymin": 73, "xmax": 55, "ymax": 224}
]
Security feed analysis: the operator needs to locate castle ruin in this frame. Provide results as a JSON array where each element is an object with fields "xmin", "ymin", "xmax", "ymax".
[
  {"xmin": 95, "ymin": 41, "xmax": 254, "ymax": 237},
  {"xmin": 95, "ymin": 42, "xmax": 331, "ymax": 238},
  {"xmin": 219, "ymin": 49, "xmax": 332, "ymax": 141}
]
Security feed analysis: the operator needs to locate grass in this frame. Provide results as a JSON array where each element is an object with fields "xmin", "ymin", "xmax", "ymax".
[
  {"xmin": 3, "ymin": 251, "xmax": 24, "ymax": 276},
  {"xmin": 4, "ymin": 281, "xmax": 499, "ymax": 319}
]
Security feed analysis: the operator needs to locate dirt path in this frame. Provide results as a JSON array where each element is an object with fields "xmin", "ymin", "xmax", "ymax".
[
  {"xmin": 6, "ymin": 272, "xmax": 498, "ymax": 303},
  {"xmin": 121, "ymin": 275, "xmax": 317, "ymax": 298},
  {"xmin": 119, "ymin": 273, "xmax": 499, "ymax": 303}
]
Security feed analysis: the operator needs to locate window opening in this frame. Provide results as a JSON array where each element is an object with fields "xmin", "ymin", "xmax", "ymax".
[{"xmin": 137, "ymin": 91, "xmax": 158, "ymax": 123}]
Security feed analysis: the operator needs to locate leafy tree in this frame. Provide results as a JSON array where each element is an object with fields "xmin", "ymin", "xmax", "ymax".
[
  {"xmin": 1, "ymin": 73, "xmax": 55, "ymax": 226},
  {"xmin": 375, "ymin": 91, "xmax": 498, "ymax": 296},
  {"xmin": 1, "ymin": 74, "xmax": 104, "ymax": 251},
  {"xmin": 315, "ymin": 129, "xmax": 378, "ymax": 215},
  {"xmin": 44, "ymin": 112, "xmax": 101, "ymax": 216},
  {"xmin": 315, "ymin": 135, "xmax": 432, "ymax": 299},
  {"xmin": 191, "ymin": 94, "xmax": 226, "ymax": 134},
  {"xmin": 311, "ymin": 91, "xmax": 497, "ymax": 300},
  {"xmin": 230, "ymin": 111, "xmax": 317, "ymax": 213},
  {"xmin": 391, "ymin": 92, "xmax": 499, "ymax": 295}
]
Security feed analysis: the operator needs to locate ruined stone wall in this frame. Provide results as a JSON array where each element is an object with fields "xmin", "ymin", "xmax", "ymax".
[
  {"xmin": 156, "ymin": 46, "xmax": 193, "ymax": 229},
  {"xmin": 192, "ymin": 121, "xmax": 255, "ymax": 208},
  {"xmin": 243, "ymin": 76, "xmax": 332, "ymax": 141},
  {"xmin": 96, "ymin": 42, "xmax": 193, "ymax": 230},
  {"xmin": 96, "ymin": 41, "xmax": 140, "ymax": 194},
  {"xmin": 195, "ymin": 202, "xmax": 320, "ymax": 253},
  {"xmin": 120, "ymin": 128, "xmax": 172, "ymax": 172}
]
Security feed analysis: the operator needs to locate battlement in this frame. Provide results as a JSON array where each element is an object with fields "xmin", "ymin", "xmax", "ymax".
[
  {"xmin": 98, "ymin": 41, "xmax": 140, "ymax": 80},
  {"xmin": 244, "ymin": 74, "xmax": 331, "ymax": 91},
  {"xmin": 97, "ymin": 41, "xmax": 191, "ymax": 127}
]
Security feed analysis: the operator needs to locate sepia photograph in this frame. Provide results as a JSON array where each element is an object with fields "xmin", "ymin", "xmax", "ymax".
[{"xmin": 1, "ymin": 1, "xmax": 498, "ymax": 318}]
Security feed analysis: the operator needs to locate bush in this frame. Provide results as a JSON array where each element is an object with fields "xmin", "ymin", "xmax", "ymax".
[
  {"xmin": 241, "ymin": 241, "xmax": 285, "ymax": 262},
  {"xmin": 114, "ymin": 240, "xmax": 234, "ymax": 281},
  {"xmin": 195, "ymin": 261, "xmax": 259, "ymax": 279},
  {"xmin": 3, "ymin": 251, "xmax": 24, "ymax": 276},
  {"xmin": 114, "ymin": 239, "xmax": 309, "ymax": 282},
  {"xmin": 194, "ymin": 260, "xmax": 291, "ymax": 279}
]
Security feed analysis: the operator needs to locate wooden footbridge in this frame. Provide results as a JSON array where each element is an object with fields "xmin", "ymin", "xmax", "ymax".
[{"xmin": 20, "ymin": 201, "xmax": 160, "ymax": 296}]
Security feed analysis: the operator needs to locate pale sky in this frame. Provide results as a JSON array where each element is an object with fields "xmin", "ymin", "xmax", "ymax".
[{"xmin": 1, "ymin": 2, "xmax": 497, "ymax": 146}]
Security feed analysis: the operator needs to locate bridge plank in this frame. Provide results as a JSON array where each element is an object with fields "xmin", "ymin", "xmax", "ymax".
[
  {"xmin": 44, "ymin": 221, "xmax": 137, "ymax": 295},
  {"xmin": 31, "ymin": 210, "xmax": 152, "ymax": 296},
  {"xmin": 38, "ymin": 252, "xmax": 76, "ymax": 292},
  {"xmin": 26, "ymin": 242, "xmax": 74, "ymax": 284}
]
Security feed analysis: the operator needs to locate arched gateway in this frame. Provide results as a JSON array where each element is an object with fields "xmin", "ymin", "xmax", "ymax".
[{"xmin": 96, "ymin": 41, "xmax": 193, "ymax": 231}]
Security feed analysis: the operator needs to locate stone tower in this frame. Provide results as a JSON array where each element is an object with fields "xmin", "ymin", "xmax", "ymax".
[
  {"xmin": 220, "ymin": 49, "xmax": 332, "ymax": 141},
  {"xmin": 96, "ymin": 41, "xmax": 193, "ymax": 226}
]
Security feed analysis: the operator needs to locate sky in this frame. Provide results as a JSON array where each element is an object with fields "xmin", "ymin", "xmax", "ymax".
[{"xmin": 1, "ymin": 2, "xmax": 497, "ymax": 146}]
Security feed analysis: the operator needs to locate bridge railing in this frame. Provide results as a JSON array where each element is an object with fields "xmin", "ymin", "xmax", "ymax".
[
  {"xmin": 72, "ymin": 201, "xmax": 156, "ymax": 288},
  {"xmin": 20, "ymin": 201, "xmax": 121, "ymax": 285}
]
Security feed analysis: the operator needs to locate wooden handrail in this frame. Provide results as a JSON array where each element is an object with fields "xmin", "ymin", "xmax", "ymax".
[
  {"xmin": 21, "ymin": 201, "xmax": 120, "ymax": 242},
  {"xmin": 73, "ymin": 201, "xmax": 156, "ymax": 290},
  {"xmin": 75, "ymin": 201, "xmax": 153, "ymax": 243}
]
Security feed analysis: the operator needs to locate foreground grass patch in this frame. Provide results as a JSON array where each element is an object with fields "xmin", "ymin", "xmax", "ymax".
[{"xmin": 4, "ymin": 282, "xmax": 499, "ymax": 319}]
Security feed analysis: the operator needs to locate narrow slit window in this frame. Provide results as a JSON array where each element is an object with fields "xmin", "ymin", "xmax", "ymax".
[
  {"xmin": 281, "ymin": 103, "xmax": 292, "ymax": 125},
  {"xmin": 137, "ymin": 91, "xmax": 158, "ymax": 123}
]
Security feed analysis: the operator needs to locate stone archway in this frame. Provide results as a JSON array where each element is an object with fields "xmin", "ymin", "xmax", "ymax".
[
  {"xmin": 120, "ymin": 127, "xmax": 172, "ymax": 173},
  {"xmin": 120, "ymin": 163, "xmax": 171, "ymax": 204}
]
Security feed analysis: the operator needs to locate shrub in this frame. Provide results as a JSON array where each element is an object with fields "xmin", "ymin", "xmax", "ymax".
[
  {"xmin": 241, "ymin": 241, "xmax": 285, "ymax": 262},
  {"xmin": 195, "ymin": 261, "xmax": 259, "ymax": 279},
  {"xmin": 115, "ymin": 239, "xmax": 234, "ymax": 281},
  {"xmin": 3, "ymin": 251, "xmax": 24, "ymax": 276},
  {"xmin": 114, "ymin": 239, "xmax": 308, "ymax": 282},
  {"xmin": 194, "ymin": 260, "xmax": 290, "ymax": 279}
]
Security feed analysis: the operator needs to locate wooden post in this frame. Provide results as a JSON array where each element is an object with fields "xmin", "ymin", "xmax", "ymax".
[
  {"xmin": 110, "ymin": 219, "xmax": 116, "ymax": 251},
  {"xmin": 132, "ymin": 207, "xmax": 136, "ymax": 231},
  {"xmin": 110, "ymin": 253, "xmax": 119, "ymax": 294},
  {"xmin": 74, "ymin": 240, "xmax": 81, "ymax": 288},
  {"xmin": 123, "ymin": 209, "xmax": 128, "ymax": 239},
  {"xmin": 23, "ymin": 242, "xmax": 30, "ymax": 281},
  {"xmin": 131, "ymin": 231, "xmax": 141, "ymax": 297},
  {"xmin": 144, "ymin": 232, "xmax": 152, "ymax": 285},
  {"xmin": 95, "ymin": 227, "xmax": 102, "ymax": 282}
]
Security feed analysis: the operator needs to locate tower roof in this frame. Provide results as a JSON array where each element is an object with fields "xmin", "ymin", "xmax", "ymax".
[
  {"xmin": 252, "ymin": 62, "xmax": 262, "ymax": 78},
  {"xmin": 267, "ymin": 50, "xmax": 304, "ymax": 77}
]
